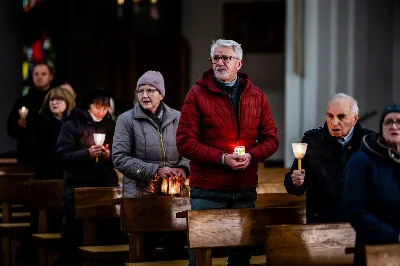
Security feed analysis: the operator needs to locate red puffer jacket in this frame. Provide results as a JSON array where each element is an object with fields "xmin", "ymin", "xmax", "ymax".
[{"xmin": 176, "ymin": 69, "xmax": 279, "ymax": 191}]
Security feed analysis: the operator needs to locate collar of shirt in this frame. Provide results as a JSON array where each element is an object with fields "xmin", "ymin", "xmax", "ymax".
[{"xmin": 338, "ymin": 126, "xmax": 354, "ymax": 146}]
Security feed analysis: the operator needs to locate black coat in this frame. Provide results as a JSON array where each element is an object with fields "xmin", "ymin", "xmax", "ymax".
[
  {"xmin": 32, "ymin": 110, "xmax": 66, "ymax": 180},
  {"xmin": 56, "ymin": 108, "xmax": 117, "ymax": 188},
  {"xmin": 284, "ymin": 122, "xmax": 373, "ymax": 223},
  {"xmin": 7, "ymin": 88, "xmax": 49, "ymax": 165}
]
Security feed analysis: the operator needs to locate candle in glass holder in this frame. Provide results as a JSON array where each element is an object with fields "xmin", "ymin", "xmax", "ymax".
[
  {"xmin": 19, "ymin": 106, "xmax": 28, "ymax": 119},
  {"xmin": 292, "ymin": 143, "xmax": 308, "ymax": 170},
  {"xmin": 168, "ymin": 177, "xmax": 181, "ymax": 195},
  {"xmin": 93, "ymin": 133, "xmax": 106, "ymax": 162},
  {"xmin": 234, "ymin": 146, "xmax": 245, "ymax": 155},
  {"xmin": 161, "ymin": 177, "xmax": 169, "ymax": 194}
]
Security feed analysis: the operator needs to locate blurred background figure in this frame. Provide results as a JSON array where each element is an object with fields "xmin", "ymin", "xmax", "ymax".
[
  {"xmin": 60, "ymin": 82, "xmax": 76, "ymax": 99},
  {"xmin": 32, "ymin": 86, "xmax": 76, "ymax": 180},
  {"xmin": 7, "ymin": 63, "xmax": 53, "ymax": 165},
  {"xmin": 108, "ymin": 97, "xmax": 116, "ymax": 120}
]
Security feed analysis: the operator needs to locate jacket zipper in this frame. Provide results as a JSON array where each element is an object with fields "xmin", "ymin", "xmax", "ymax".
[{"xmin": 158, "ymin": 129, "xmax": 167, "ymax": 167}]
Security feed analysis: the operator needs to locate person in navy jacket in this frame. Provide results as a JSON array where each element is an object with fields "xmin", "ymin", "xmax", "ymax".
[{"xmin": 344, "ymin": 104, "xmax": 400, "ymax": 265}]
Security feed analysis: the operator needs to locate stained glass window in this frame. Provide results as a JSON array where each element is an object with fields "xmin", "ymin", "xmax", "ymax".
[{"xmin": 23, "ymin": 0, "xmax": 44, "ymax": 12}]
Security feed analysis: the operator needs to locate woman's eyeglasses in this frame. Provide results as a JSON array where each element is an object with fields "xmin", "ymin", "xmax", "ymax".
[
  {"xmin": 383, "ymin": 119, "xmax": 400, "ymax": 127},
  {"xmin": 137, "ymin": 88, "xmax": 158, "ymax": 96}
]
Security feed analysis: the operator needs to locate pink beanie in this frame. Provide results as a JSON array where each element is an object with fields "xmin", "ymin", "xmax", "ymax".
[{"xmin": 136, "ymin": 70, "xmax": 165, "ymax": 97}]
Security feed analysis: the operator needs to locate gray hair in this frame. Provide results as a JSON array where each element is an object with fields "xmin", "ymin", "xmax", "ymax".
[
  {"xmin": 327, "ymin": 93, "xmax": 359, "ymax": 115},
  {"xmin": 210, "ymin": 39, "xmax": 243, "ymax": 59}
]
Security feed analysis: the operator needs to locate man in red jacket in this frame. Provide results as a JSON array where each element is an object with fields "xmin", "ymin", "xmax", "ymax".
[{"xmin": 176, "ymin": 39, "xmax": 279, "ymax": 266}]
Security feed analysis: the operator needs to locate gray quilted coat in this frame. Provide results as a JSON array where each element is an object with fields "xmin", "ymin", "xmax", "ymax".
[{"xmin": 112, "ymin": 102, "xmax": 190, "ymax": 197}]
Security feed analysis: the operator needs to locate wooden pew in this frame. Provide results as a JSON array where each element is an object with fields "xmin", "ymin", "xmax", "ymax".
[
  {"xmin": 119, "ymin": 196, "xmax": 189, "ymax": 263},
  {"xmin": 365, "ymin": 244, "xmax": 400, "ymax": 266},
  {"xmin": 0, "ymin": 173, "xmax": 34, "ymax": 223},
  {"xmin": 0, "ymin": 158, "xmax": 18, "ymax": 165},
  {"xmin": 119, "ymin": 193, "xmax": 305, "ymax": 264},
  {"xmin": 125, "ymin": 255, "xmax": 266, "ymax": 265},
  {"xmin": 30, "ymin": 180, "xmax": 64, "ymax": 266},
  {"xmin": 257, "ymin": 166, "xmax": 289, "ymax": 184},
  {"xmin": 0, "ymin": 166, "xmax": 36, "ymax": 175},
  {"xmin": 177, "ymin": 207, "xmax": 306, "ymax": 266},
  {"xmin": 264, "ymin": 223, "xmax": 355, "ymax": 265},
  {"xmin": 0, "ymin": 173, "xmax": 34, "ymax": 266},
  {"xmin": 74, "ymin": 187, "xmax": 129, "ymax": 265}
]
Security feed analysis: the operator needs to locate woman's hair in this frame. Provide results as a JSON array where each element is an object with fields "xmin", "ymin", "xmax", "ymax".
[
  {"xmin": 81, "ymin": 89, "xmax": 111, "ymax": 110},
  {"xmin": 40, "ymin": 87, "xmax": 76, "ymax": 116}
]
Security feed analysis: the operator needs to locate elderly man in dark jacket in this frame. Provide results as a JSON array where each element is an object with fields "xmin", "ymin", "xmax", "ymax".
[{"xmin": 284, "ymin": 93, "xmax": 373, "ymax": 223}]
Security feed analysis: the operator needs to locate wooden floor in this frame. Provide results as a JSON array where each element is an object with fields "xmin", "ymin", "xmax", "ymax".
[
  {"xmin": 258, "ymin": 164, "xmax": 289, "ymax": 183},
  {"xmin": 257, "ymin": 164, "xmax": 289, "ymax": 194}
]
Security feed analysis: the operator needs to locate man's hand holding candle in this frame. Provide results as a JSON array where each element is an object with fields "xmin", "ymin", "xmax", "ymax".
[
  {"xmin": 224, "ymin": 153, "xmax": 251, "ymax": 170},
  {"xmin": 17, "ymin": 106, "xmax": 29, "ymax": 128},
  {"xmin": 291, "ymin": 169, "xmax": 305, "ymax": 187}
]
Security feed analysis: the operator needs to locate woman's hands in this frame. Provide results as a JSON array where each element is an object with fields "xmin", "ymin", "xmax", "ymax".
[{"xmin": 89, "ymin": 144, "xmax": 110, "ymax": 161}]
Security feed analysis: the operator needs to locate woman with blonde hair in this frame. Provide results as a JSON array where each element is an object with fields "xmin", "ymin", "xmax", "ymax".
[{"xmin": 32, "ymin": 86, "xmax": 76, "ymax": 180}]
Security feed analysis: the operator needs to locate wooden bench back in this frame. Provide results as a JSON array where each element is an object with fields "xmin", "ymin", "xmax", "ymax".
[
  {"xmin": 180, "ymin": 207, "xmax": 306, "ymax": 249},
  {"xmin": 257, "ymin": 167, "xmax": 289, "ymax": 184},
  {"xmin": 120, "ymin": 196, "xmax": 190, "ymax": 232},
  {"xmin": 30, "ymin": 179, "xmax": 64, "ymax": 233},
  {"xmin": 265, "ymin": 223, "xmax": 355, "ymax": 266},
  {"xmin": 30, "ymin": 180, "xmax": 64, "ymax": 210},
  {"xmin": 366, "ymin": 244, "xmax": 400, "ymax": 266},
  {"xmin": 74, "ymin": 187, "xmax": 124, "ymax": 246},
  {"xmin": 0, "ymin": 173, "xmax": 34, "ymax": 201},
  {"xmin": 119, "ymin": 192, "xmax": 304, "ymax": 234},
  {"xmin": 0, "ymin": 166, "xmax": 35, "ymax": 174},
  {"xmin": 74, "ymin": 187, "xmax": 122, "ymax": 220},
  {"xmin": 255, "ymin": 193, "xmax": 305, "ymax": 208}
]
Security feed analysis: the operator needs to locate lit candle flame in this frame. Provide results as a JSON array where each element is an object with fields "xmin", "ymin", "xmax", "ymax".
[{"xmin": 292, "ymin": 143, "xmax": 307, "ymax": 159}]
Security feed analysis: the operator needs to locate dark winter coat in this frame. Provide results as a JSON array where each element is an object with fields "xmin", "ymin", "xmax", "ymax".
[
  {"xmin": 56, "ymin": 108, "xmax": 117, "ymax": 188},
  {"xmin": 7, "ymin": 88, "xmax": 49, "ymax": 165},
  {"xmin": 32, "ymin": 110, "xmax": 68, "ymax": 180},
  {"xmin": 284, "ymin": 122, "xmax": 373, "ymax": 223}
]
